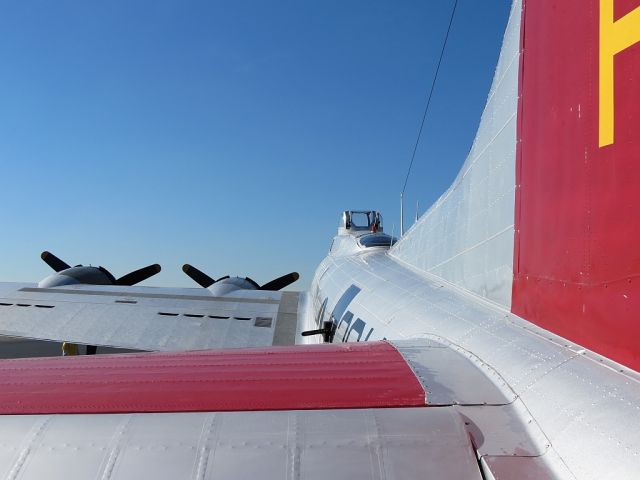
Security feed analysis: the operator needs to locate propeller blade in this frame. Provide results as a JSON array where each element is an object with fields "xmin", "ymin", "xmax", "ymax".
[
  {"xmin": 41, "ymin": 251, "xmax": 71, "ymax": 272},
  {"xmin": 116, "ymin": 264, "xmax": 161, "ymax": 286},
  {"xmin": 182, "ymin": 264, "xmax": 216, "ymax": 288},
  {"xmin": 260, "ymin": 272, "xmax": 300, "ymax": 291}
]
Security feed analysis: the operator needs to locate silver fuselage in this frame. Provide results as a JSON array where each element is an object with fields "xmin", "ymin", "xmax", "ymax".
[{"xmin": 304, "ymin": 234, "xmax": 640, "ymax": 479}]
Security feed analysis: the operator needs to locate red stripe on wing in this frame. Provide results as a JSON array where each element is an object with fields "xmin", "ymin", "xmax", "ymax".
[{"xmin": 0, "ymin": 341, "xmax": 426, "ymax": 414}]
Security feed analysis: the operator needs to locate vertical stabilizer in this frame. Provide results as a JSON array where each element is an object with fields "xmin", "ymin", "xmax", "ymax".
[
  {"xmin": 391, "ymin": 0, "xmax": 640, "ymax": 371},
  {"xmin": 391, "ymin": 0, "xmax": 523, "ymax": 308},
  {"xmin": 512, "ymin": 0, "xmax": 640, "ymax": 371}
]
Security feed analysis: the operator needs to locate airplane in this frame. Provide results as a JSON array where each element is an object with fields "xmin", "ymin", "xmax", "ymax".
[{"xmin": 0, "ymin": 0, "xmax": 638, "ymax": 478}]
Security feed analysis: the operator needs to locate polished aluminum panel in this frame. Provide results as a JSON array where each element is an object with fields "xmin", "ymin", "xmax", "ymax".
[
  {"xmin": 391, "ymin": 339, "xmax": 515, "ymax": 405},
  {"xmin": 390, "ymin": 0, "xmax": 522, "ymax": 308},
  {"xmin": 518, "ymin": 348, "xmax": 640, "ymax": 480},
  {"xmin": 481, "ymin": 453, "xmax": 573, "ymax": 480},
  {"xmin": 310, "ymin": 250, "xmax": 640, "ymax": 479},
  {"xmin": 454, "ymin": 402, "xmax": 549, "ymax": 457},
  {"xmin": 0, "ymin": 408, "xmax": 482, "ymax": 480},
  {"xmin": 272, "ymin": 291, "xmax": 300, "ymax": 346},
  {"xmin": 0, "ymin": 282, "xmax": 294, "ymax": 351}
]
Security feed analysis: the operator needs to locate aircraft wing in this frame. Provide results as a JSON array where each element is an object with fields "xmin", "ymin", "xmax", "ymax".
[
  {"xmin": 0, "ymin": 340, "xmax": 532, "ymax": 480},
  {"xmin": 0, "ymin": 282, "xmax": 299, "ymax": 351}
]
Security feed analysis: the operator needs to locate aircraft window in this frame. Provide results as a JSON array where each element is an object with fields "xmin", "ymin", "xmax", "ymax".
[
  {"xmin": 359, "ymin": 234, "xmax": 397, "ymax": 248},
  {"xmin": 350, "ymin": 212, "xmax": 371, "ymax": 228}
]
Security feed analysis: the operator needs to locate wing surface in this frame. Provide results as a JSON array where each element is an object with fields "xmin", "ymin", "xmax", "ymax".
[
  {"xmin": 0, "ymin": 282, "xmax": 299, "ymax": 351},
  {"xmin": 0, "ymin": 409, "xmax": 480, "ymax": 480},
  {"xmin": 0, "ymin": 339, "xmax": 566, "ymax": 479},
  {"xmin": 0, "ymin": 340, "xmax": 482, "ymax": 480}
]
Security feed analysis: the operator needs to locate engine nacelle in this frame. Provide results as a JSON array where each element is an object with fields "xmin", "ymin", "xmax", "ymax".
[{"xmin": 38, "ymin": 266, "xmax": 116, "ymax": 288}]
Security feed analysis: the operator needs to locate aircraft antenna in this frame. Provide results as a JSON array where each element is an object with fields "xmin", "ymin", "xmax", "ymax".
[
  {"xmin": 400, "ymin": 193, "xmax": 404, "ymax": 236},
  {"xmin": 400, "ymin": 0, "xmax": 459, "ymax": 235}
]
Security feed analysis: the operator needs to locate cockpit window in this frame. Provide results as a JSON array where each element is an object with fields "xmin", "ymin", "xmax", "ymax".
[
  {"xmin": 358, "ymin": 234, "xmax": 397, "ymax": 248},
  {"xmin": 350, "ymin": 212, "xmax": 371, "ymax": 228}
]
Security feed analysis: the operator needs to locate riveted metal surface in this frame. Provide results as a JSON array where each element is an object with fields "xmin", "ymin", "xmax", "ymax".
[
  {"xmin": 390, "ymin": 0, "xmax": 522, "ymax": 308},
  {"xmin": 481, "ymin": 453, "xmax": 573, "ymax": 480},
  {"xmin": 455, "ymin": 401, "xmax": 549, "ymax": 457},
  {"xmin": 0, "ymin": 283, "xmax": 286, "ymax": 351},
  {"xmin": 0, "ymin": 342, "xmax": 426, "ymax": 414},
  {"xmin": 513, "ymin": 0, "xmax": 640, "ymax": 373},
  {"xmin": 272, "ymin": 291, "xmax": 299, "ymax": 345},
  {"xmin": 391, "ymin": 338, "xmax": 515, "ymax": 405},
  {"xmin": 17, "ymin": 285, "xmax": 282, "ymax": 303},
  {"xmin": 0, "ymin": 408, "xmax": 483, "ymax": 480},
  {"xmin": 311, "ymin": 249, "xmax": 640, "ymax": 478},
  {"xmin": 518, "ymin": 349, "xmax": 640, "ymax": 480}
]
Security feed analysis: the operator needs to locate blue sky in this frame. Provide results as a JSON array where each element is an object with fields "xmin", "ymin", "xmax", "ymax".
[{"xmin": 0, "ymin": 0, "xmax": 511, "ymax": 289}]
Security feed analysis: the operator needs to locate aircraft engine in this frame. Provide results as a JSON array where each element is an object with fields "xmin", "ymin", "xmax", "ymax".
[
  {"xmin": 37, "ymin": 251, "xmax": 161, "ymax": 288},
  {"xmin": 182, "ymin": 263, "xmax": 299, "ymax": 294}
]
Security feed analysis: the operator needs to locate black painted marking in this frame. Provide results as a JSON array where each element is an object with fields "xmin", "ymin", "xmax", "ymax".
[
  {"xmin": 338, "ymin": 311, "xmax": 354, "ymax": 342},
  {"xmin": 364, "ymin": 328, "xmax": 374, "ymax": 341},
  {"xmin": 345, "ymin": 318, "xmax": 366, "ymax": 342},
  {"xmin": 330, "ymin": 286, "xmax": 361, "ymax": 325},
  {"xmin": 327, "ymin": 285, "xmax": 361, "ymax": 343},
  {"xmin": 315, "ymin": 298, "xmax": 328, "ymax": 327}
]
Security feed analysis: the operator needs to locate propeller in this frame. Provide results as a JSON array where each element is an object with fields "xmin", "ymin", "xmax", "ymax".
[
  {"xmin": 115, "ymin": 264, "xmax": 162, "ymax": 286},
  {"xmin": 41, "ymin": 251, "xmax": 71, "ymax": 272},
  {"xmin": 182, "ymin": 264, "xmax": 216, "ymax": 288},
  {"xmin": 40, "ymin": 251, "xmax": 161, "ymax": 286},
  {"xmin": 182, "ymin": 263, "xmax": 299, "ymax": 291},
  {"xmin": 259, "ymin": 272, "xmax": 300, "ymax": 291}
]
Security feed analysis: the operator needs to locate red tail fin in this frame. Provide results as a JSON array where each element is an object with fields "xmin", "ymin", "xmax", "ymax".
[{"xmin": 513, "ymin": 0, "xmax": 640, "ymax": 370}]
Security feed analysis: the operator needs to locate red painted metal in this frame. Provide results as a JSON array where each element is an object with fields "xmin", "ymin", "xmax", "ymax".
[
  {"xmin": 513, "ymin": 0, "xmax": 640, "ymax": 371},
  {"xmin": 0, "ymin": 341, "xmax": 426, "ymax": 415}
]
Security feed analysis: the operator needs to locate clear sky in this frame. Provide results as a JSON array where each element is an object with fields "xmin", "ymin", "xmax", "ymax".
[{"xmin": 0, "ymin": 0, "xmax": 512, "ymax": 289}]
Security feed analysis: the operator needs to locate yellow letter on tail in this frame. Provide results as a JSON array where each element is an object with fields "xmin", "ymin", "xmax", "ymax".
[{"xmin": 600, "ymin": 1, "xmax": 640, "ymax": 147}]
